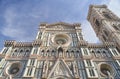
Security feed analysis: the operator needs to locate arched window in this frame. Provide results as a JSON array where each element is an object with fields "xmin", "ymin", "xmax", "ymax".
[
  {"xmin": 26, "ymin": 50, "xmax": 29, "ymax": 52},
  {"xmin": 97, "ymin": 51, "xmax": 101, "ymax": 53},
  {"xmin": 103, "ymin": 30, "xmax": 108, "ymax": 36},
  {"xmin": 113, "ymin": 24, "xmax": 119, "ymax": 30},
  {"xmin": 95, "ymin": 19, "xmax": 100, "ymax": 26},
  {"xmin": 47, "ymin": 50, "xmax": 50, "ymax": 52},
  {"xmin": 19, "ymin": 49, "xmax": 24, "ymax": 56},
  {"xmin": 71, "ymin": 50, "xmax": 74, "ymax": 53},
  {"xmin": 20, "ymin": 50, "xmax": 23, "ymax": 53},
  {"xmin": 24, "ymin": 50, "xmax": 29, "ymax": 57},
  {"xmin": 52, "ymin": 50, "xmax": 55, "ymax": 56},
  {"xmin": 102, "ymin": 35, "xmax": 107, "ymax": 41},
  {"xmin": 41, "ymin": 50, "xmax": 44, "ymax": 56},
  {"xmin": 14, "ymin": 49, "xmax": 17, "ymax": 52},
  {"xmin": 103, "ymin": 13, "xmax": 112, "ymax": 19},
  {"xmin": 102, "ymin": 12, "xmax": 112, "ymax": 19}
]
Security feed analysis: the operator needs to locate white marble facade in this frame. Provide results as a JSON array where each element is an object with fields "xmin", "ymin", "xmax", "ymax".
[{"xmin": 0, "ymin": 5, "xmax": 120, "ymax": 79}]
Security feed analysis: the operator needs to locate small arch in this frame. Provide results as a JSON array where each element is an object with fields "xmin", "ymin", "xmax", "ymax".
[
  {"xmin": 58, "ymin": 47, "xmax": 63, "ymax": 53},
  {"xmin": 41, "ymin": 50, "xmax": 44, "ymax": 52},
  {"xmin": 102, "ymin": 35, "xmax": 107, "ymax": 41},
  {"xmin": 47, "ymin": 50, "xmax": 50, "ymax": 52},
  {"xmin": 95, "ymin": 19, "xmax": 100, "ymax": 26},
  {"xmin": 26, "ymin": 50, "xmax": 29, "ymax": 52},
  {"xmin": 52, "ymin": 50, "xmax": 55, "ymax": 52},
  {"xmin": 113, "ymin": 24, "xmax": 119, "ymax": 30},
  {"xmin": 66, "ymin": 50, "xmax": 69, "ymax": 53},
  {"xmin": 14, "ymin": 49, "xmax": 17, "ymax": 52},
  {"xmin": 97, "ymin": 50, "xmax": 101, "ymax": 53},
  {"xmin": 103, "ymin": 30, "xmax": 108, "ymax": 36},
  {"xmin": 76, "ymin": 50, "xmax": 79, "ymax": 53},
  {"xmin": 20, "ymin": 50, "xmax": 23, "ymax": 53},
  {"xmin": 71, "ymin": 50, "xmax": 74, "ymax": 53},
  {"xmin": 103, "ymin": 51, "xmax": 106, "ymax": 53}
]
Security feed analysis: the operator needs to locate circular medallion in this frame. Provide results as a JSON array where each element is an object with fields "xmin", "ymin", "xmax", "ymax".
[
  {"xmin": 5, "ymin": 62, "xmax": 22, "ymax": 76},
  {"xmin": 99, "ymin": 63, "xmax": 114, "ymax": 77},
  {"xmin": 51, "ymin": 33, "xmax": 71, "ymax": 47}
]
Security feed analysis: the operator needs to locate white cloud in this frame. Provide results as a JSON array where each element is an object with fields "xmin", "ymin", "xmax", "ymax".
[
  {"xmin": 102, "ymin": 0, "xmax": 120, "ymax": 17},
  {"xmin": 1, "ymin": 7, "xmax": 34, "ymax": 41}
]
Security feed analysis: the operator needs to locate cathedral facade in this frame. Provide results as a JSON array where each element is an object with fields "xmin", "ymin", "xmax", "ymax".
[{"xmin": 0, "ymin": 5, "xmax": 120, "ymax": 79}]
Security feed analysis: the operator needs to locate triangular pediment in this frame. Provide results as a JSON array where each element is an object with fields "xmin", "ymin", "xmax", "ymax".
[{"xmin": 47, "ymin": 59, "xmax": 74, "ymax": 79}]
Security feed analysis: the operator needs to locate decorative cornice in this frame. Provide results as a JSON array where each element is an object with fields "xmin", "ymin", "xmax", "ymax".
[
  {"xmin": 39, "ymin": 22, "xmax": 81, "ymax": 27},
  {"xmin": 14, "ymin": 42, "xmax": 32, "ymax": 47},
  {"xmin": 4, "ymin": 40, "xmax": 16, "ymax": 47},
  {"xmin": 87, "ymin": 42, "xmax": 115, "ymax": 48},
  {"xmin": 87, "ymin": 4, "xmax": 107, "ymax": 21},
  {"xmin": 32, "ymin": 40, "xmax": 41, "ymax": 46}
]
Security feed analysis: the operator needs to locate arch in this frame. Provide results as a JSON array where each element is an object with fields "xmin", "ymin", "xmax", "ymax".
[
  {"xmin": 103, "ymin": 30, "xmax": 108, "ymax": 36},
  {"xmin": 14, "ymin": 48, "xmax": 19, "ymax": 52},
  {"xmin": 20, "ymin": 50, "xmax": 23, "ymax": 53},
  {"xmin": 5, "ymin": 62, "xmax": 23, "ymax": 76},
  {"xmin": 25, "ymin": 48, "xmax": 30, "ymax": 52},
  {"xmin": 19, "ymin": 48, "xmax": 24, "ymax": 52},
  {"xmin": 25, "ymin": 49, "xmax": 30, "ymax": 52},
  {"xmin": 98, "ymin": 62, "xmax": 115, "ymax": 77},
  {"xmin": 41, "ymin": 50, "xmax": 44, "ymax": 52},
  {"xmin": 102, "ymin": 35, "xmax": 107, "ymax": 41},
  {"xmin": 47, "ymin": 50, "xmax": 50, "ymax": 52},
  {"xmin": 95, "ymin": 19, "xmax": 100, "ymax": 26},
  {"xmin": 113, "ymin": 24, "xmax": 119, "ymax": 30},
  {"xmin": 102, "ymin": 11, "xmax": 112, "ymax": 19},
  {"xmin": 58, "ymin": 47, "xmax": 63, "ymax": 53}
]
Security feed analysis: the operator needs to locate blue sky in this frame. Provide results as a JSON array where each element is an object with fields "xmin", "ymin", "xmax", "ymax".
[{"xmin": 0, "ymin": 0, "xmax": 120, "ymax": 50}]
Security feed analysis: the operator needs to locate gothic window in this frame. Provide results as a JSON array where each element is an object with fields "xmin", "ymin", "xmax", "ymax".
[
  {"xmin": 19, "ymin": 49, "xmax": 23, "ymax": 56},
  {"xmin": 2, "ymin": 47, "xmax": 8, "ymax": 55},
  {"xmin": 86, "ymin": 60, "xmax": 92, "ymax": 67},
  {"xmin": 29, "ymin": 59, "xmax": 35, "ymax": 66},
  {"xmin": 14, "ymin": 49, "xmax": 17, "ymax": 52},
  {"xmin": 95, "ymin": 19, "xmax": 100, "ymax": 26},
  {"xmin": 66, "ymin": 50, "xmax": 69, "ymax": 57},
  {"xmin": 102, "ymin": 50, "xmax": 109, "ymax": 57},
  {"xmin": 26, "ymin": 50, "xmax": 29, "ymax": 52},
  {"xmin": 91, "ymin": 50, "xmax": 96, "ymax": 57},
  {"xmin": 41, "ymin": 50, "xmax": 44, "ymax": 56},
  {"xmin": 52, "ymin": 50, "xmax": 55, "ymax": 56},
  {"xmin": 89, "ymin": 69, "xmax": 95, "ymax": 76},
  {"xmin": 33, "ymin": 48, "xmax": 38, "ymax": 54},
  {"xmin": 86, "ymin": 68, "xmax": 98, "ymax": 78},
  {"xmin": 0, "ymin": 59, "xmax": 7, "ymax": 68},
  {"xmin": 113, "ymin": 24, "xmax": 119, "ymax": 30},
  {"xmin": 83, "ymin": 48, "xmax": 88, "ymax": 55},
  {"xmin": 103, "ymin": 30, "xmax": 108, "ymax": 36},
  {"xmin": 76, "ymin": 50, "xmax": 79, "ymax": 57},
  {"xmin": 103, "ymin": 13, "xmax": 112, "ymax": 19},
  {"xmin": 112, "ymin": 49, "xmax": 118, "ymax": 56},
  {"xmin": 27, "ymin": 68, "xmax": 32, "ymax": 76},
  {"xmin": 102, "ymin": 35, "xmax": 107, "ymax": 41},
  {"xmin": 28, "ymin": 59, "xmax": 37, "ymax": 67},
  {"xmin": 24, "ymin": 49, "xmax": 29, "ymax": 57},
  {"xmin": 12, "ymin": 49, "xmax": 17, "ymax": 56},
  {"xmin": 94, "ymin": 50, "xmax": 101, "ymax": 57},
  {"xmin": 47, "ymin": 50, "xmax": 50, "ymax": 56}
]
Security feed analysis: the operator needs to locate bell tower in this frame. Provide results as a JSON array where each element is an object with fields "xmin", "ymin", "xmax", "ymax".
[{"xmin": 87, "ymin": 5, "xmax": 120, "ymax": 49}]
